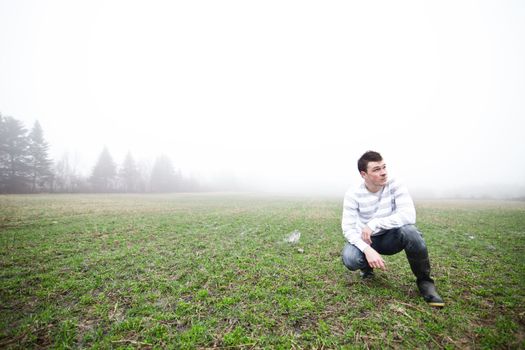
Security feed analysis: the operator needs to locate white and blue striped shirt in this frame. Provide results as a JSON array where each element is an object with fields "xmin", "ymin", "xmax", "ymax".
[{"xmin": 341, "ymin": 178, "xmax": 416, "ymax": 252}]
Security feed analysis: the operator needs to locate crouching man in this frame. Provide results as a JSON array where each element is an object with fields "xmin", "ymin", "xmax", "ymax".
[{"xmin": 341, "ymin": 150, "xmax": 444, "ymax": 307}]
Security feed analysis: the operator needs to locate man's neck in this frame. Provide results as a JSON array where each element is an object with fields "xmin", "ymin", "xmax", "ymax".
[{"xmin": 364, "ymin": 182, "xmax": 383, "ymax": 193}]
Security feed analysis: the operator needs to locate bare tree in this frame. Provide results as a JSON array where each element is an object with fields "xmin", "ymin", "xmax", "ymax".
[{"xmin": 54, "ymin": 152, "xmax": 87, "ymax": 192}]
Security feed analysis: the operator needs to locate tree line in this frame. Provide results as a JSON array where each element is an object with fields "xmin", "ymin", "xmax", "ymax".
[{"xmin": 0, "ymin": 113, "xmax": 209, "ymax": 194}]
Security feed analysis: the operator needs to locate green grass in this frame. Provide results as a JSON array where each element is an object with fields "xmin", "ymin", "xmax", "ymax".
[{"xmin": 1, "ymin": 194, "xmax": 524, "ymax": 349}]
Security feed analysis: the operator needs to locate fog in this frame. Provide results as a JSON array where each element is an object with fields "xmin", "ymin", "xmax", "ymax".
[{"xmin": 1, "ymin": 1, "xmax": 524, "ymax": 198}]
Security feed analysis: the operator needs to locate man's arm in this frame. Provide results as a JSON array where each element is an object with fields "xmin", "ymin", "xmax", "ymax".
[
  {"xmin": 341, "ymin": 191, "xmax": 369, "ymax": 252},
  {"xmin": 342, "ymin": 191, "xmax": 386, "ymax": 270},
  {"xmin": 366, "ymin": 181, "xmax": 416, "ymax": 232},
  {"xmin": 363, "ymin": 245, "xmax": 386, "ymax": 269}
]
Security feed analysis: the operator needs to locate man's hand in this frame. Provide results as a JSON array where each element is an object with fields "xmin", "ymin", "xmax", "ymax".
[
  {"xmin": 361, "ymin": 225, "xmax": 373, "ymax": 245},
  {"xmin": 363, "ymin": 246, "xmax": 386, "ymax": 270}
]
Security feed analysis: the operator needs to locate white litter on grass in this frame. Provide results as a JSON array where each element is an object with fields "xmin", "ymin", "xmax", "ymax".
[{"xmin": 285, "ymin": 230, "xmax": 301, "ymax": 244}]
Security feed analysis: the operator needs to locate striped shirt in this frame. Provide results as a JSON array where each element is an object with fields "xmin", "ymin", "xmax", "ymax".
[{"xmin": 341, "ymin": 178, "xmax": 416, "ymax": 252}]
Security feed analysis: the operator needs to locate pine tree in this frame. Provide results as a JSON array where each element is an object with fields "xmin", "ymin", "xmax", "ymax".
[
  {"xmin": 150, "ymin": 155, "xmax": 179, "ymax": 192},
  {"xmin": 0, "ymin": 114, "xmax": 30, "ymax": 193},
  {"xmin": 90, "ymin": 147, "xmax": 116, "ymax": 192},
  {"xmin": 27, "ymin": 121, "xmax": 53, "ymax": 192},
  {"xmin": 0, "ymin": 115, "xmax": 6, "ymax": 186},
  {"xmin": 119, "ymin": 152, "xmax": 140, "ymax": 192}
]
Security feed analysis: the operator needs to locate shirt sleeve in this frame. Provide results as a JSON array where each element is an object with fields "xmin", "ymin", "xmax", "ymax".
[
  {"xmin": 341, "ymin": 190, "xmax": 369, "ymax": 252},
  {"xmin": 366, "ymin": 181, "xmax": 416, "ymax": 232}
]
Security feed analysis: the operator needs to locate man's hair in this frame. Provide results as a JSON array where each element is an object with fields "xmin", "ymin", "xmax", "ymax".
[{"xmin": 358, "ymin": 151, "xmax": 383, "ymax": 173}]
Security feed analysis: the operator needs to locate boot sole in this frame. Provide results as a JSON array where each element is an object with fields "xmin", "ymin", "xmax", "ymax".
[{"xmin": 427, "ymin": 301, "xmax": 445, "ymax": 308}]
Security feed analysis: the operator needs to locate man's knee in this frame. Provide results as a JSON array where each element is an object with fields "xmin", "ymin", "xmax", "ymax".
[
  {"xmin": 399, "ymin": 225, "xmax": 427, "ymax": 252},
  {"xmin": 341, "ymin": 244, "xmax": 366, "ymax": 271}
]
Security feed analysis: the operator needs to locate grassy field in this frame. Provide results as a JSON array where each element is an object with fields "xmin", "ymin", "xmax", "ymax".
[{"xmin": 1, "ymin": 194, "xmax": 524, "ymax": 349}]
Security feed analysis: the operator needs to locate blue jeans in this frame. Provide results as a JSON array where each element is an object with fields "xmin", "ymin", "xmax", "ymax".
[{"xmin": 341, "ymin": 224, "xmax": 429, "ymax": 272}]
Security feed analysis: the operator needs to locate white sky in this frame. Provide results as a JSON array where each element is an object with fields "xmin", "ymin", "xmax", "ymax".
[{"xmin": 1, "ymin": 0, "xmax": 524, "ymax": 195}]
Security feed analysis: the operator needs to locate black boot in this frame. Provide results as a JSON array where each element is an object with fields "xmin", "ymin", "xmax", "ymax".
[
  {"xmin": 417, "ymin": 280, "xmax": 445, "ymax": 307},
  {"xmin": 360, "ymin": 265, "xmax": 374, "ymax": 279},
  {"xmin": 407, "ymin": 256, "xmax": 444, "ymax": 307}
]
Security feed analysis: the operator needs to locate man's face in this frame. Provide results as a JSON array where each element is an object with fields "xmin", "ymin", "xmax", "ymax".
[{"xmin": 361, "ymin": 160, "xmax": 388, "ymax": 189}]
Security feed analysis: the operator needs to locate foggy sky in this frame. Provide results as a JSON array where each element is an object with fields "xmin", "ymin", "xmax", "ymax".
[{"xmin": 1, "ymin": 1, "xmax": 524, "ymax": 197}]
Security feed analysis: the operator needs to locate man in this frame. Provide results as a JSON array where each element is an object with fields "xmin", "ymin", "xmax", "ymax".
[{"xmin": 341, "ymin": 150, "xmax": 444, "ymax": 307}]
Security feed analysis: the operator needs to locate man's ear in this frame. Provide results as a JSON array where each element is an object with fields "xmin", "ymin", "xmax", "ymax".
[{"xmin": 360, "ymin": 171, "xmax": 367, "ymax": 179}]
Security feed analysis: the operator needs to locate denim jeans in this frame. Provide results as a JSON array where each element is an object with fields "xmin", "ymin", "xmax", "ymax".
[{"xmin": 341, "ymin": 224, "xmax": 429, "ymax": 271}]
